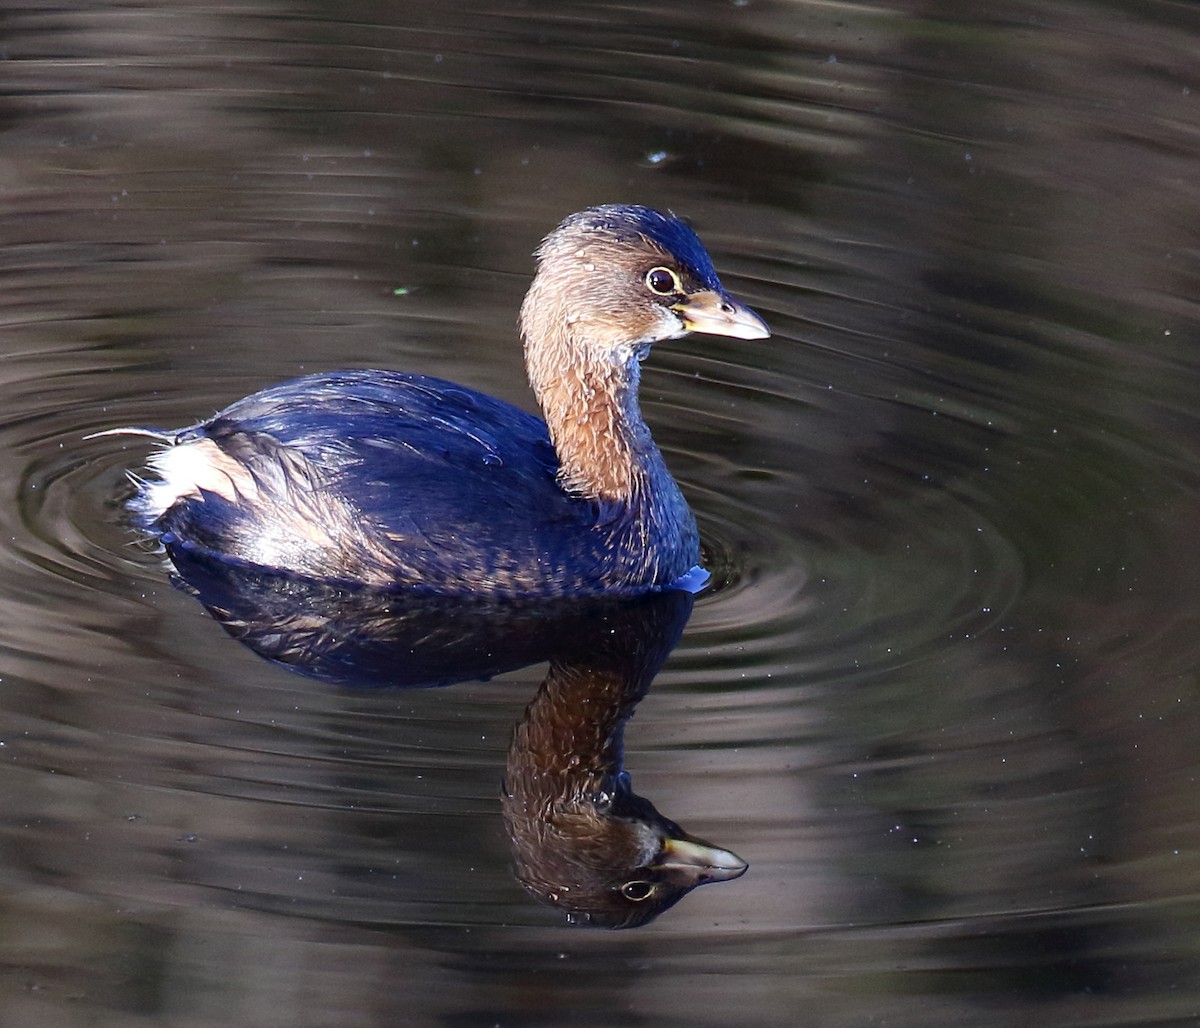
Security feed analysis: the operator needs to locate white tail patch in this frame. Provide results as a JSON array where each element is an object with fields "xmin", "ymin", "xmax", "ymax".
[{"xmin": 140, "ymin": 437, "xmax": 260, "ymax": 520}]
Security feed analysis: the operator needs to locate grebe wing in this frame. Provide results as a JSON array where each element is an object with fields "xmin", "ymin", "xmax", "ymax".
[{"xmin": 166, "ymin": 370, "xmax": 602, "ymax": 589}]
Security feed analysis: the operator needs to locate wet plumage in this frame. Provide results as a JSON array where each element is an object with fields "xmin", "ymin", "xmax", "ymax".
[{"xmin": 110, "ymin": 205, "xmax": 769, "ymax": 597}]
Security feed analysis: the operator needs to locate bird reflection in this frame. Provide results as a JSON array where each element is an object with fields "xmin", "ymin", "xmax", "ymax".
[
  {"xmin": 166, "ymin": 547, "xmax": 747, "ymax": 927},
  {"xmin": 501, "ymin": 589, "xmax": 747, "ymax": 928}
]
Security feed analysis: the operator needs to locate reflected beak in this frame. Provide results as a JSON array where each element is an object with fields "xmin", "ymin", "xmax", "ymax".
[
  {"xmin": 673, "ymin": 289, "xmax": 770, "ymax": 340},
  {"xmin": 656, "ymin": 835, "xmax": 749, "ymax": 884}
]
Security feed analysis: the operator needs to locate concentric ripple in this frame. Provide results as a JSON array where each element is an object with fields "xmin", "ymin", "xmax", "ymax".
[{"xmin": 5, "ymin": 0, "xmax": 1200, "ymax": 1020}]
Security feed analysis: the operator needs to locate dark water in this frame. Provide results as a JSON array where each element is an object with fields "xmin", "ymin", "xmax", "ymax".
[{"xmin": 3, "ymin": 1, "xmax": 1200, "ymax": 1024}]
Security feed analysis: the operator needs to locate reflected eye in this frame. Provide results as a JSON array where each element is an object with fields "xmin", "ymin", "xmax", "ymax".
[
  {"xmin": 621, "ymin": 880, "xmax": 656, "ymax": 902},
  {"xmin": 645, "ymin": 266, "xmax": 681, "ymax": 295}
]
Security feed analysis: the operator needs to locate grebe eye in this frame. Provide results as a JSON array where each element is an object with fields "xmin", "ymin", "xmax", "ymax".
[
  {"xmin": 645, "ymin": 266, "xmax": 681, "ymax": 295},
  {"xmin": 621, "ymin": 880, "xmax": 656, "ymax": 902}
]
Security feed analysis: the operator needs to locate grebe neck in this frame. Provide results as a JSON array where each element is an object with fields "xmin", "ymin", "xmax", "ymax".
[{"xmin": 530, "ymin": 344, "xmax": 663, "ymax": 502}]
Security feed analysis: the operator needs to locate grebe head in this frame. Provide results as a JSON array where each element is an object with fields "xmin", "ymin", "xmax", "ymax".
[
  {"xmin": 520, "ymin": 204, "xmax": 768, "ymax": 380},
  {"xmin": 518, "ymin": 205, "xmax": 768, "ymax": 503}
]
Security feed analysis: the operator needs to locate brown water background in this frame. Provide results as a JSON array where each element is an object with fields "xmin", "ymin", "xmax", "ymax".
[{"xmin": 2, "ymin": 2, "xmax": 1200, "ymax": 1025}]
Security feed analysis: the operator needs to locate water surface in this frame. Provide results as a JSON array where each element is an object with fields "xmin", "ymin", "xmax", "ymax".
[{"xmin": 3, "ymin": 1, "xmax": 1200, "ymax": 1025}]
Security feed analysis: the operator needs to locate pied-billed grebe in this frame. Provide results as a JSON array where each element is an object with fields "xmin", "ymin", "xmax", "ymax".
[{"xmin": 105, "ymin": 205, "xmax": 769, "ymax": 596}]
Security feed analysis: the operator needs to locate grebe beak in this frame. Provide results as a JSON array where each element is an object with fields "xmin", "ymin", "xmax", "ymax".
[
  {"xmin": 673, "ymin": 289, "xmax": 770, "ymax": 341},
  {"xmin": 655, "ymin": 835, "xmax": 749, "ymax": 884}
]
